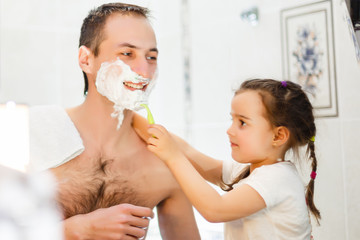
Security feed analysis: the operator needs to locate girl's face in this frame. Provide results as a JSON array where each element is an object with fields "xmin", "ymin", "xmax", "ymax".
[{"xmin": 227, "ymin": 90, "xmax": 276, "ymax": 167}]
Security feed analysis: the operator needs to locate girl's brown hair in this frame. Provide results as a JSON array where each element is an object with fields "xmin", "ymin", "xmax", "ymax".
[{"xmin": 221, "ymin": 79, "xmax": 321, "ymax": 224}]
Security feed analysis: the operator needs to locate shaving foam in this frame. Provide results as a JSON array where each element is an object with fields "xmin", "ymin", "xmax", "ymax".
[{"xmin": 95, "ymin": 58, "xmax": 157, "ymax": 129}]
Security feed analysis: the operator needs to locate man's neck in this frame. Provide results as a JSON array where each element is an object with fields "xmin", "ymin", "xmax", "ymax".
[{"xmin": 66, "ymin": 94, "xmax": 136, "ymax": 154}]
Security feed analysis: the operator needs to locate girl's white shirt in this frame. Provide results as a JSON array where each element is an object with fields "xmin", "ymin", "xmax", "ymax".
[{"xmin": 222, "ymin": 159, "xmax": 312, "ymax": 240}]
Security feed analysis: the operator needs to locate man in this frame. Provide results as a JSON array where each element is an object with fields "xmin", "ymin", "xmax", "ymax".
[{"xmin": 30, "ymin": 3, "xmax": 200, "ymax": 240}]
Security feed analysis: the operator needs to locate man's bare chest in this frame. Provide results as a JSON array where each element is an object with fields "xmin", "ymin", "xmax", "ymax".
[{"xmin": 53, "ymin": 151, "xmax": 174, "ymax": 218}]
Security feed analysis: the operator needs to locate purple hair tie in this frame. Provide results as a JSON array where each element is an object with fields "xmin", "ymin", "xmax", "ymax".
[{"xmin": 281, "ymin": 81, "xmax": 287, "ymax": 88}]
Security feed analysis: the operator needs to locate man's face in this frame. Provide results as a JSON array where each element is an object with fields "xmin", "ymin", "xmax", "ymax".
[
  {"xmin": 87, "ymin": 13, "xmax": 158, "ymax": 128},
  {"xmin": 91, "ymin": 13, "xmax": 158, "ymax": 89}
]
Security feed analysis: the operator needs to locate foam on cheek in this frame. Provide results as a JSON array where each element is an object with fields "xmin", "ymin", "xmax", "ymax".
[{"xmin": 95, "ymin": 58, "xmax": 157, "ymax": 129}]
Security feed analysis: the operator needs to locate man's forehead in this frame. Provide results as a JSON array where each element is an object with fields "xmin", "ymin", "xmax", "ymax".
[
  {"xmin": 103, "ymin": 14, "xmax": 157, "ymax": 49},
  {"xmin": 105, "ymin": 13, "xmax": 153, "ymax": 34}
]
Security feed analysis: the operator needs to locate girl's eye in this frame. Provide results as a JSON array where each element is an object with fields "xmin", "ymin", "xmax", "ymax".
[
  {"xmin": 122, "ymin": 52, "xmax": 131, "ymax": 56},
  {"xmin": 240, "ymin": 120, "xmax": 247, "ymax": 126}
]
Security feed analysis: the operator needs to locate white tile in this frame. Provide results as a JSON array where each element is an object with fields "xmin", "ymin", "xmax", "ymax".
[
  {"xmin": 58, "ymin": 0, "xmax": 158, "ymax": 32},
  {"xmin": 189, "ymin": 0, "xmax": 232, "ymax": 28},
  {"xmin": 148, "ymin": 34, "xmax": 185, "ymax": 127},
  {"xmin": 149, "ymin": 0, "xmax": 182, "ymax": 38},
  {"xmin": 0, "ymin": 29, "xmax": 59, "ymax": 105},
  {"xmin": 189, "ymin": 122, "xmax": 231, "ymax": 161},
  {"xmin": 311, "ymin": 118, "xmax": 347, "ymax": 239},
  {"xmin": 227, "ymin": 9, "xmax": 283, "ymax": 81},
  {"xmin": 59, "ymin": 33, "xmax": 85, "ymax": 108},
  {"xmin": 342, "ymin": 120, "xmax": 360, "ymax": 239},
  {"xmin": 1, "ymin": 0, "xmax": 61, "ymax": 29},
  {"xmin": 26, "ymin": 0, "xmax": 59, "ymax": 27},
  {"xmin": 1, "ymin": 0, "xmax": 31, "ymax": 27},
  {"xmin": 190, "ymin": 22, "xmax": 236, "ymax": 125},
  {"xmin": 58, "ymin": 0, "xmax": 98, "ymax": 31}
]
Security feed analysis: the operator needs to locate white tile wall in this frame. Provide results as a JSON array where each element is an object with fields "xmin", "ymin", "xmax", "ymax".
[
  {"xmin": 149, "ymin": 33, "xmax": 185, "ymax": 128},
  {"xmin": 58, "ymin": 31, "xmax": 84, "ymax": 107},
  {"xmin": 342, "ymin": 120, "xmax": 360, "ymax": 239},
  {"xmin": 1, "ymin": 0, "xmax": 360, "ymax": 239},
  {"xmin": 0, "ymin": 28, "xmax": 59, "ymax": 105},
  {"xmin": 311, "ymin": 118, "xmax": 347, "ymax": 239}
]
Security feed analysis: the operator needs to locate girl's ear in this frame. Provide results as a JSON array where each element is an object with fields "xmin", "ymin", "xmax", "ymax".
[
  {"xmin": 272, "ymin": 126, "xmax": 290, "ymax": 147},
  {"xmin": 78, "ymin": 45, "xmax": 93, "ymax": 74}
]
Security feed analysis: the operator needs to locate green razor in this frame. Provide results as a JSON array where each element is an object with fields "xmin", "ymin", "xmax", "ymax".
[{"xmin": 140, "ymin": 104, "xmax": 155, "ymax": 124}]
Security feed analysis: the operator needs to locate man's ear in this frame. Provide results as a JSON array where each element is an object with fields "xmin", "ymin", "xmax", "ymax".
[
  {"xmin": 272, "ymin": 126, "xmax": 290, "ymax": 147},
  {"xmin": 78, "ymin": 45, "xmax": 93, "ymax": 74}
]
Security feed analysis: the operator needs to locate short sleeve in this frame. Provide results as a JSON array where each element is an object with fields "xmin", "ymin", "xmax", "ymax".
[
  {"xmin": 243, "ymin": 163, "xmax": 299, "ymax": 208},
  {"xmin": 222, "ymin": 159, "xmax": 248, "ymax": 184}
]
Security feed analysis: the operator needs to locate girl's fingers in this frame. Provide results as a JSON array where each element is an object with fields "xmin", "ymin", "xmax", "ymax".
[
  {"xmin": 147, "ymin": 144, "xmax": 157, "ymax": 153},
  {"xmin": 148, "ymin": 124, "xmax": 167, "ymax": 135},
  {"xmin": 147, "ymin": 136, "xmax": 158, "ymax": 146},
  {"xmin": 147, "ymin": 127, "xmax": 160, "ymax": 137}
]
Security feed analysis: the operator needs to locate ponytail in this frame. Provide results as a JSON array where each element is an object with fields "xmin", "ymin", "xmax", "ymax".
[
  {"xmin": 220, "ymin": 165, "xmax": 250, "ymax": 192},
  {"xmin": 305, "ymin": 141, "xmax": 321, "ymax": 224}
]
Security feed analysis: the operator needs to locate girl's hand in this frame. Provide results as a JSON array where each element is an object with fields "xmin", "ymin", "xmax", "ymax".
[{"xmin": 147, "ymin": 124, "xmax": 184, "ymax": 163}]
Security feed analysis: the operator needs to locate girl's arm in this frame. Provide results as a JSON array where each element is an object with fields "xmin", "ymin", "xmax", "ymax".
[
  {"xmin": 171, "ymin": 134, "xmax": 223, "ymax": 186},
  {"xmin": 147, "ymin": 124, "xmax": 266, "ymax": 223},
  {"xmin": 133, "ymin": 113, "xmax": 223, "ymax": 185}
]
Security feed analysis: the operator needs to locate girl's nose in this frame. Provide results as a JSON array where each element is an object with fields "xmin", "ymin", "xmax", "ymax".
[{"xmin": 226, "ymin": 125, "xmax": 234, "ymax": 137}]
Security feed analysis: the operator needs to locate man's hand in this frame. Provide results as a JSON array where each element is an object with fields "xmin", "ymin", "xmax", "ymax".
[{"xmin": 64, "ymin": 203, "xmax": 154, "ymax": 240}]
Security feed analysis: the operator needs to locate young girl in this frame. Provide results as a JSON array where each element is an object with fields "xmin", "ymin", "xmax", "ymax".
[{"xmin": 134, "ymin": 79, "xmax": 320, "ymax": 239}]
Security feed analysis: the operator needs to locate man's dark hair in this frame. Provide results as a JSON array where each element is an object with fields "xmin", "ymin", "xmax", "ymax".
[{"xmin": 79, "ymin": 3, "xmax": 150, "ymax": 95}]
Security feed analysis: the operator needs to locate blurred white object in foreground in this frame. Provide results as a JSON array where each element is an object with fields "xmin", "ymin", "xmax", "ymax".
[
  {"xmin": 0, "ymin": 102, "xmax": 29, "ymax": 172},
  {"xmin": 0, "ymin": 165, "xmax": 62, "ymax": 240}
]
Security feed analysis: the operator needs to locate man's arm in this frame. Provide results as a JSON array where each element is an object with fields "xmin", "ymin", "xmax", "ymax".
[
  {"xmin": 157, "ymin": 187, "xmax": 201, "ymax": 240},
  {"xmin": 63, "ymin": 204, "xmax": 153, "ymax": 240}
]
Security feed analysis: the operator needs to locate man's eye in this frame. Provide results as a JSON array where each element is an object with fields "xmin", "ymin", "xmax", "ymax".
[{"xmin": 146, "ymin": 56, "xmax": 157, "ymax": 60}]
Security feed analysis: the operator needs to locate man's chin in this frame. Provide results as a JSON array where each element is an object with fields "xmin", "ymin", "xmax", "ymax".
[{"xmin": 123, "ymin": 102, "xmax": 147, "ymax": 111}]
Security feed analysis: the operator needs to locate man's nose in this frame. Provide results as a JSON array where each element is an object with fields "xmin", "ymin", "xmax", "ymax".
[{"xmin": 131, "ymin": 57, "xmax": 151, "ymax": 79}]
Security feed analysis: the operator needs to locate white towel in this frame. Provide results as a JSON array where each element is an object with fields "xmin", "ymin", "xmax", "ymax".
[{"xmin": 29, "ymin": 105, "xmax": 84, "ymax": 172}]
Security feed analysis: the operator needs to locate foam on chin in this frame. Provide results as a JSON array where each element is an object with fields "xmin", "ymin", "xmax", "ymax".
[{"xmin": 95, "ymin": 58, "xmax": 157, "ymax": 129}]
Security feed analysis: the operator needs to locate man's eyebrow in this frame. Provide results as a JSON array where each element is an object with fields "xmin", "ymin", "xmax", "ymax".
[
  {"xmin": 149, "ymin": 47, "xmax": 158, "ymax": 53},
  {"xmin": 117, "ymin": 43, "xmax": 137, "ymax": 48},
  {"xmin": 117, "ymin": 43, "xmax": 158, "ymax": 53}
]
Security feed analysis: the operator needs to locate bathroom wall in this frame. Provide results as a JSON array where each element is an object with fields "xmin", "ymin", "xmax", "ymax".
[{"xmin": 0, "ymin": 0, "xmax": 359, "ymax": 239}]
